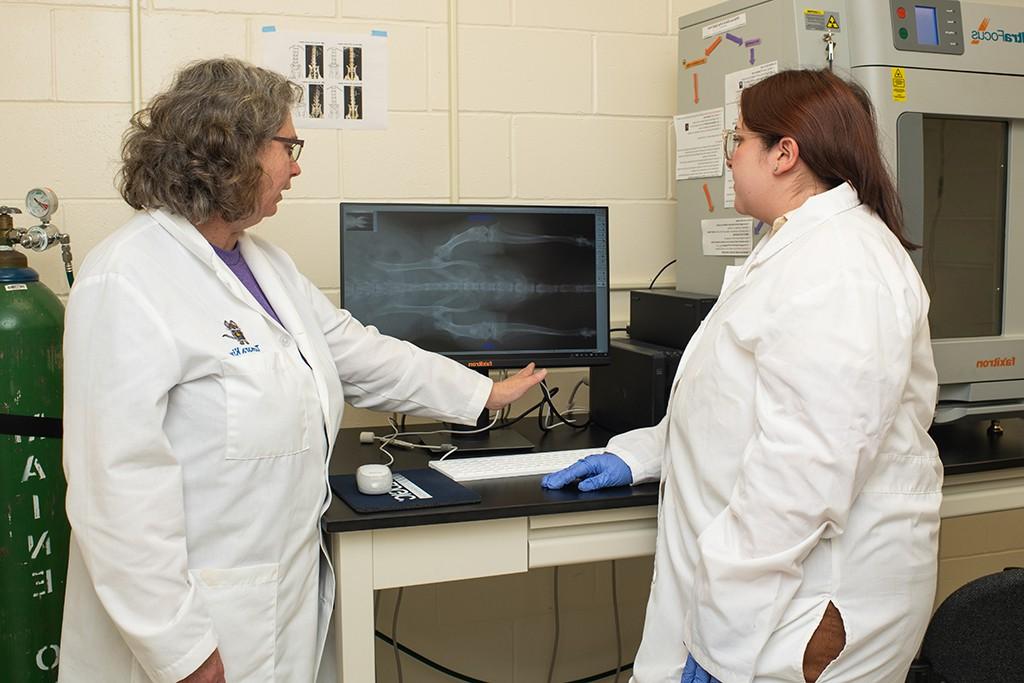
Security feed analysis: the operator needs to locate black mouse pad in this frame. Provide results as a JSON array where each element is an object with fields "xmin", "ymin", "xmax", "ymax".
[{"xmin": 330, "ymin": 468, "xmax": 481, "ymax": 513}]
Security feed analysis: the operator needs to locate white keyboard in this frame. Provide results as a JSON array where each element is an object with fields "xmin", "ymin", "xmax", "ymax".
[{"xmin": 429, "ymin": 448, "xmax": 601, "ymax": 483}]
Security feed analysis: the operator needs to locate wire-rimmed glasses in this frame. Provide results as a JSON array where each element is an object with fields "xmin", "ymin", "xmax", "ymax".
[{"xmin": 723, "ymin": 128, "xmax": 740, "ymax": 161}]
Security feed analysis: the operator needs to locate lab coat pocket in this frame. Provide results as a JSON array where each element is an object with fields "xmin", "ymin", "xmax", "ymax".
[
  {"xmin": 193, "ymin": 563, "xmax": 279, "ymax": 683},
  {"xmin": 222, "ymin": 352, "xmax": 309, "ymax": 460}
]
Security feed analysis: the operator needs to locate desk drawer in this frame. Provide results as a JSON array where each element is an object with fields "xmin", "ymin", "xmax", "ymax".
[
  {"xmin": 371, "ymin": 517, "xmax": 528, "ymax": 589},
  {"xmin": 529, "ymin": 507, "xmax": 657, "ymax": 568}
]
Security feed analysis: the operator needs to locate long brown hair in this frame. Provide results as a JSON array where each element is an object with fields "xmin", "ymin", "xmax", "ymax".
[{"xmin": 740, "ymin": 69, "xmax": 915, "ymax": 249}]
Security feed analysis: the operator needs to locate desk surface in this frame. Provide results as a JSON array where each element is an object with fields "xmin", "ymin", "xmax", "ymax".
[
  {"xmin": 323, "ymin": 422, "xmax": 658, "ymax": 533},
  {"xmin": 930, "ymin": 417, "xmax": 1024, "ymax": 474},
  {"xmin": 323, "ymin": 416, "xmax": 1024, "ymax": 533}
]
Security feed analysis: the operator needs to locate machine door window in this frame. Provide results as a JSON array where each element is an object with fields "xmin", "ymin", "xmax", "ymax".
[{"xmin": 920, "ymin": 116, "xmax": 1008, "ymax": 340}]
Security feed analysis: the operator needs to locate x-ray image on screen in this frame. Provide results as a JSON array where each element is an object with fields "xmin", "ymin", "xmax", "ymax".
[{"xmin": 340, "ymin": 204, "xmax": 610, "ymax": 367}]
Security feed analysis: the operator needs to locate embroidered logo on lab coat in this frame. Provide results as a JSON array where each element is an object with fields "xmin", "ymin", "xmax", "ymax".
[
  {"xmin": 222, "ymin": 320, "xmax": 262, "ymax": 356},
  {"xmin": 222, "ymin": 320, "xmax": 250, "ymax": 346}
]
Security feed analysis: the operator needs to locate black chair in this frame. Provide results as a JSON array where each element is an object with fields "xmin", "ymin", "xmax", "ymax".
[{"xmin": 906, "ymin": 567, "xmax": 1024, "ymax": 682}]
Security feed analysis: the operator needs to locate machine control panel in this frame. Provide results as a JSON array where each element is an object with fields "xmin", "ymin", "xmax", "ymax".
[{"xmin": 890, "ymin": 0, "xmax": 965, "ymax": 54}]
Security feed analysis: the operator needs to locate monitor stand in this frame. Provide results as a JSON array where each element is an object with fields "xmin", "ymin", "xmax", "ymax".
[{"xmin": 417, "ymin": 368, "xmax": 535, "ymax": 455}]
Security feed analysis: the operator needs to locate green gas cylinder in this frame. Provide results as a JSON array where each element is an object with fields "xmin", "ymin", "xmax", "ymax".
[{"xmin": 0, "ymin": 245, "xmax": 69, "ymax": 681}]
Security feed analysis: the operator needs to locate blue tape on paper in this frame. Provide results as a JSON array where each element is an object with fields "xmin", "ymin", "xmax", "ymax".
[
  {"xmin": 371, "ymin": 29, "xmax": 388, "ymax": 37},
  {"xmin": 262, "ymin": 25, "xmax": 276, "ymax": 32}
]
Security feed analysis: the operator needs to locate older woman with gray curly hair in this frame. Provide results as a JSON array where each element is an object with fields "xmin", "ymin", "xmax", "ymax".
[{"xmin": 58, "ymin": 58, "xmax": 544, "ymax": 683}]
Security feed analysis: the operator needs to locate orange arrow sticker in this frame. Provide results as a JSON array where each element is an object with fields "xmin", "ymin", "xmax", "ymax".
[
  {"xmin": 693, "ymin": 73, "xmax": 700, "ymax": 103},
  {"xmin": 705, "ymin": 36, "xmax": 722, "ymax": 56},
  {"xmin": 703, "ymin": 183, "xmax": 715, "ymax": 212},
  {"xmin": 685, "ymin": 56, "xmax": 708, "ymax": 69}
]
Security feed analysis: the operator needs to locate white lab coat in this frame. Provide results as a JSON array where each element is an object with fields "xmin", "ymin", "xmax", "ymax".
[
  {"xmin": 611, "ymin": 184, "xmax": 942, "ymax": 683},
  {"xmin": 58, "ymin": 209, "xmax": 491, "ymax": 683}
]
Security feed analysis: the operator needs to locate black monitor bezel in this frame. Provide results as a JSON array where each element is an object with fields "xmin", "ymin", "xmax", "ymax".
[{"xmin": 339, "ymin": 202, "xmax": 611, "ymax": 369}]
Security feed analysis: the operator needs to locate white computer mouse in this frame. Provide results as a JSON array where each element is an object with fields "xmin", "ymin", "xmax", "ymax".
[{"xmin": 355, "ymin": 464, "xmax": 393, "ymax": 495}]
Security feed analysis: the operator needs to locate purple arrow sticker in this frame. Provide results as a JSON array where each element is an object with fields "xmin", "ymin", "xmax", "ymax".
[
  {"xmin": 745, "ymin": 38, "xmax": 761, "ymax": 47},
  {"xmin": 749, "ymin": 47, "xmax": 756, "ymax": 64},
  {"xmin": 725, "ymin": 32, "xmax": 743, "ymax": 45},
  {"xmin": 754, "ymin": 220, "xmax": 765, "ymax": 235}
]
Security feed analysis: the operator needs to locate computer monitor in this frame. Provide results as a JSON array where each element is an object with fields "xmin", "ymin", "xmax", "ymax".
[{"xmin": 340, "ymin": 202, "xmax": 611, "ymax": 452}]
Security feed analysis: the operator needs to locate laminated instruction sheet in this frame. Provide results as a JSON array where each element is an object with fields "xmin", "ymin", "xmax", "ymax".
[{"xmin": 674, "ymin": 108, "xmax": 725, "ymax": 181}]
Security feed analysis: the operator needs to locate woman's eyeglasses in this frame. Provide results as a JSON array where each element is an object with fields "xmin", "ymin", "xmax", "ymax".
[
  {"xmin": 722, "ymin": 128, "xmax": 743, "ymax": 161},
  {"xmin": 272, "ymin": 136, "xmax": 304, "ymax": 162},
  {"xmin": 723, "ymin": 128, "xmax": 774, "ymax": 161}
]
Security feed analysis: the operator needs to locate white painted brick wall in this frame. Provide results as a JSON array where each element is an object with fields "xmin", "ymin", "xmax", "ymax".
[
  {"xmin": 55, "ymin": 9, "xmax": 132, "ymax": 102},
  {"xmin": 426, "ymin": 24, "xmax": 450, "ymax": 111},
  {"xmin": 514, "ymin": 116, "xmax": 668, "ymax": 199},
  {"xmin": 0, "ymin": 6, "xmax": 53, "ymax": 101},
  {"xmin": 458, "ymin": 113, "xmax": 512, "ymax": 198},
  {"xmin": 341, "ymin": 112, "xmax": 451, "ymax": 197},
  {"xmin": 596, "ymin": 33, "xmax": 677, "ymax": 116},
  {"xmin": 285, "ymin": 128, "xmax": 341, "ymax": 199},
  {"xmin": 0, "ymin": 102, "xmax": 129, "ymax": 198},
  {"xmin": 23, "ymin": 0, "xmax": 127, "ymax": 7},
  {"xmin": 516, "ymin": 0, "xmax": 670, "ymax": 34},
  {"xmin": 458, "ymin": 27, "xmax": 592, "ymax": 113},
  {"xmin": 140, "ymin": 11, "xmax": 249, "ymax": 98},
  {"xmin": 457, "ymin": 0, "xmax": 512, "ymax": 26},
  {"xmin": 341, "ymin": 0, "xmax": 448, "ymax": 23},
  {"xmin": 154, "ymin": 0, "xmax": 335, "ymax": 17}
]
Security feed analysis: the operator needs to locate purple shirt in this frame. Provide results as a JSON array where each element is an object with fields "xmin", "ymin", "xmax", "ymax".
[{"xmin": 211, "ymin": 243, "xmax": 282, "ymax": 326}]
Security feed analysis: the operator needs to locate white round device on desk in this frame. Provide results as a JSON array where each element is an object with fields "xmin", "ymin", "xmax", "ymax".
[{"xmin": 355, "ymin": 464, "xmax": 392, "ymax": 495}]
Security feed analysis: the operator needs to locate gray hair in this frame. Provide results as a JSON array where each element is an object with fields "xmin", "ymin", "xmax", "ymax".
[{"xmin": 118, "ymin": 58, "xmax": 301, "ymax": 225}]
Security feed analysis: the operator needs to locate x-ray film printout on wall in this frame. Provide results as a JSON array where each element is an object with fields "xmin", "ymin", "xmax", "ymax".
[{"xmin": 262, "ymin": 28, "xmax": 388, "ymax": 129}]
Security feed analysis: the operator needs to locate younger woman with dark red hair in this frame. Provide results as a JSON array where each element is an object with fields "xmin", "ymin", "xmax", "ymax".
[{"xmin": 545, "ymin": 69, "xmax": 941, "ymax": 683}]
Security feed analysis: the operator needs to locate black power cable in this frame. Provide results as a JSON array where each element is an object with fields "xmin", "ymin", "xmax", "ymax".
[
  {"xmin": 648, "ymin": 259, "xmax": 677, "ymax": 289},
  {"xmin": 491, "ymin": 386, "xmax": 560, "ymax": 430},
  {"xmin": 374, "ymin": 630, "xmax": 634, "ymax": 683},
  {"xmin": 538, "ymin": 380, "xmax": 590, "ymax": 432},
  {"xmin": 375, "ymin": 630, "xmax": 489, "ymax": 683}
]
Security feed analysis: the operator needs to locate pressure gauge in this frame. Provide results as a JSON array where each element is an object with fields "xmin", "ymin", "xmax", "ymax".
[{"xmin": 25, "ymin": 187, "xmax": 59, "ymax": 221}]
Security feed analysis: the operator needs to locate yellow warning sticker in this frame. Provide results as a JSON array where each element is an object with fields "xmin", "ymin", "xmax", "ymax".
[
  {"xmin": 804, "ymin": 10, "xmax": 841, "ymax": 32},
  {"xmin": 891, "ymin": 67, "xmax": 907, "ymax": 102}
]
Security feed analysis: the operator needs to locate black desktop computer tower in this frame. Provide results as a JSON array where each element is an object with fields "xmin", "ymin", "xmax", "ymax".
[
  {"xmin": 590, "ymin": 338, "xmax": 683, "ymax": 434},
  {"xmin": 629, "ymin": 289, "xmax": 716, "ymax": 350}
]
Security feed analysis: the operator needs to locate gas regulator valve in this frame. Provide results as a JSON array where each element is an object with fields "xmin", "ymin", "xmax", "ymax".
[
  {"xmin": 0, "ymin": 187, "xmax": 75, "ymax": 285},
  {"xmin": 0, "ymin": 205, "xmax": 23, "ymax": 246}
]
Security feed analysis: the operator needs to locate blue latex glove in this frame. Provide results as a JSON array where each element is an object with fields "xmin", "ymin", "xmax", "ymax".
[
  {"xmin": 681, "ymin": 654, "xmax": 721, "ymax": 683},
  {"xmin": 540, "ymin": 452, "xmax": 632, "ymax": 491}
]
